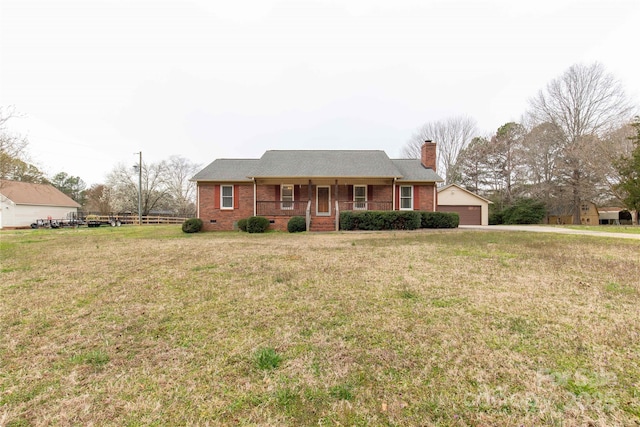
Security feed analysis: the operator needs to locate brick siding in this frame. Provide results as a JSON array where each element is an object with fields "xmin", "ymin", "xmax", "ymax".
[{"xmin": 198, "ymin": 182, "xmax": 438, "ymax": 231}]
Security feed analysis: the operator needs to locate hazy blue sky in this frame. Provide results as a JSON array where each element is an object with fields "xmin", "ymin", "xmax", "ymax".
[{"xmin": 1, "ymin": 0, "xmax": 638, "ymax": 185}]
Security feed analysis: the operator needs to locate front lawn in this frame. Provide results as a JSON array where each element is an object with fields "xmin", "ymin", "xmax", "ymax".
[{"xmin": 1, "ymin": 226, "xmax": 639, "ymax": 425}]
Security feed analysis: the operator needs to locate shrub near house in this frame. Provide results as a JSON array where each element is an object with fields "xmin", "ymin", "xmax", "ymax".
[
  {"xmin": 339, "ymin": 211, "xmax": 458, "ymax": 231},
  {"xmin": 182, "ymin": 218, "xmax": 203, "ymax": 233}
]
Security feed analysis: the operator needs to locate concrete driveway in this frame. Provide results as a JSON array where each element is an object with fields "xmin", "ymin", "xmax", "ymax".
[{"xmin": 459, "ymin": 224, "xmax": 640, "ymax": 240}]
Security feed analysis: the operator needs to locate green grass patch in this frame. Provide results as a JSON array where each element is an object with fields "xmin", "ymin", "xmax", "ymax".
[
  {"xmin": 604, "ymin": 282, "xmax": 637, "ymax": 295},
  {"xmin": 329, "ymin": 383, "xmax": 354, "ymax": 401},
  {"xmin": 70, "ymin": 349, "xmax": 110, "ymax": 368},
  {"xmin": 253, "ymin": 347, "xmax": 282, "ymax": 370}
]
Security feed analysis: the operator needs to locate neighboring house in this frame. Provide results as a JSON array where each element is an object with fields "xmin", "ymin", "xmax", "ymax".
[
  {"xmin": 598, "ymin": 207, "xmax": 635, "ymax": 225},
  {"xmin": 0, "ymin": 180, "xmax": 81, "ymax": 229},
  {"xmin": 548, "ymin": 201, "xmax": 599, "ymax": 225},
  {"xmin": 437, "ymin": 184, "xmax": 492, "ymax": 226},
  {"xmin": 192, "ymin": 142, "xmax": 444, "ymax": 231}
]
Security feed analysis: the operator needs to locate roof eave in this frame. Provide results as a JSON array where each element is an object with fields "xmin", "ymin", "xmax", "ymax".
[{"xmin": 250, "ymin": 175, "xmax": 402, "ymax": 180}]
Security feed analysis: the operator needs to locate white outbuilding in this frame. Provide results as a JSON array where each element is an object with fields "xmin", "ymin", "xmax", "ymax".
[
  {"xmin": 0, "ymin": 180, "xmax": 81, "ymax": 229},
  {"xmin": 437, "ymin": 184, "xmax": 493, "ymax": 226}
]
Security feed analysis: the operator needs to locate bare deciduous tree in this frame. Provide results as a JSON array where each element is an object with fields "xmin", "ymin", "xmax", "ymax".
[
  {"xmin": 527, "ymin": 62, "xmax": 634, "ymax": 223},
  {"xmin": 84, "ymin": 184, "xmax": 115, "ymax": 214},
  {"xmin": 0, "ymin": 106, "xmax": 36, "ymax": 183},
  {"xmin": 164, "ymin": 156, "xmax": 199, "ymax": 217},
  {"xmin": 106, "ymin": 161, "xmax": 169, "ymax": 215},
  {"xmin": 402, "ymin": 115, "xmax": 477, "ymax": 184},
  {"xmin": 521, "ymin": 122, "xmax": 565, "ymax": 221}
]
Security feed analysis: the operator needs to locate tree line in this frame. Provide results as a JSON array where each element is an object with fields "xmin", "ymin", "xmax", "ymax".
[
  {"xmin": 0, "ymin": 107, "xmax": 199, "ymax": 217},
  {"xmin": 2, "ymin": 62, "xmax": 639, "ymax": 224},
  {"xmin": 403, "ymin": 63, "xmax": 639, "ymax": 224}
]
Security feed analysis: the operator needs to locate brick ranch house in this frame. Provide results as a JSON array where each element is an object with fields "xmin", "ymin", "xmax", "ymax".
[{"xmin": 191, "ymin": 142, "xmax": 444, "ymax": 232}]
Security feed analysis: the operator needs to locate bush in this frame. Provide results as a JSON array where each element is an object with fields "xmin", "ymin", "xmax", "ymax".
[
  {"xmin": 339, "ymin": 211, "xmax": 421, "ymax": 231},
  {"xmin": 287, "ymin": 216, "xmax": 306, "ymax": 232},
  {"xmin": 181, "ymin": 218, "xmax": 203, "ymax": 233},
  {"xmin": 246, "ymin": 216, "xmax": 270, "ymax": 233},
  {"xmin": 237, "ymin": 218, "xmax": 248, "ymax": 232},
  {"xmin": 421, "ymin": 212, "xmax": 459, "ymax": 228},
  {"xmin": 501, "ymin": 198, "xmax": 546, "ymax": 224},
  {"xmin": 489, "ymin": 210, "xmax": 504, "ymax": 225}
]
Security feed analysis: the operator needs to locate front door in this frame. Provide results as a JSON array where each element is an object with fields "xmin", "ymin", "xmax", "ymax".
[{"xmin": 317, "ymin": 186, "xmax": 330, "ymax": 216}]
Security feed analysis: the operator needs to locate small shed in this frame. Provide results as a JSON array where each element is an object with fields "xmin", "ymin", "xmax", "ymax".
[
  {"xmin": 437, "ymin": 184, "xmax": 492, "ymax": 226},
  {"xmin": 0, "ymin": 180, "xmax": 81, "ymax": 229}
]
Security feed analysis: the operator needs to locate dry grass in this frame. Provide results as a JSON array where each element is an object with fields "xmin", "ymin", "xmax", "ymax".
[
  {"xmin": 1, "ymin": 226, "xmax": 639, "ymax": 426},
  {"xmin": 561, "ymin": 224, "xmax": 640, "ymax": 234}
]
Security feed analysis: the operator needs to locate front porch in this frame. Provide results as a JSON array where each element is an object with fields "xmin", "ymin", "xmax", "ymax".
[
  {"xmin": 253, "ymin": 179, "xmax": 396, "ymax": 231},
  {"xmin": 256, "ymin": 199, "xmax": 395, "ymax": 231}
]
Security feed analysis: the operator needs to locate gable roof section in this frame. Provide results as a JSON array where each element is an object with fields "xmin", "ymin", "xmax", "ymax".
[
  {"xmin": 392, "ymin": 159, "xmax": 443, "ymax": 182},
  {"xmin": 437, "ymin": 184, "xmax": 493, "ymax": 204},
  {"xmin": 0, "ymin": 180, "xmax": 81, "ymax": 208},
  {"xmin": 250, "ymin": 150, "xmax": 403, "ymax": 178},
  {"xmin": 191, "ymin": 150, "xmax": 446, "ymax": 182},
  {"xmin": 191, "ymin": 159, "xmax": 258, "ymax": 182}
]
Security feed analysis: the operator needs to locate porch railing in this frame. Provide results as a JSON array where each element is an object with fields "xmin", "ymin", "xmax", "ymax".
[
  {"xmin": 256, "ymin": 200, "xmax": 308, "ymax": 216},
  {"xmin": 338, "ymin": 201, "xmax": 393, "ymax": 211},
  {"xmin": 256, "ymin": 200, "xmax": 394, "ymax": 217}
]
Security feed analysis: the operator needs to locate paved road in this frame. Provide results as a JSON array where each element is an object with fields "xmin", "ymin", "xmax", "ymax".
[{"xmin": 459, "ymin": 225, "xmax": 640, "ymax": 240}]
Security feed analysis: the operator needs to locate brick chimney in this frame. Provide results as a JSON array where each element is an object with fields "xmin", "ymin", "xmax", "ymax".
[{"xmin": 421, "ymin": 140, "xmax": 437, "ymax": 171}]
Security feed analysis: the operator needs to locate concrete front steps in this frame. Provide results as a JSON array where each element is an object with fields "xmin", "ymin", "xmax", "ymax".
[{"xmin": 310, "ymin": 217, "xmax": 336, "ymax": 232}]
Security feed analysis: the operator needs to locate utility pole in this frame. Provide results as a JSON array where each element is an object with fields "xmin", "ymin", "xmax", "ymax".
[{"xmin": 134, "ymin": 152, "xmax": 142, "ymax": 225}]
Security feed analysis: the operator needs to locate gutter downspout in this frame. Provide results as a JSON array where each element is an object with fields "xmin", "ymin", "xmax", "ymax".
[
  {"xmin": 253, "ymin": 179, "xmax": 257, "ymax": 216},
  {"xmin": 196, "ymin": 184, "xmax": 200, "ymax": 218}
]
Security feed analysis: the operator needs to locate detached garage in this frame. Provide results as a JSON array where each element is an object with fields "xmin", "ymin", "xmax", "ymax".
[
  {"xmin": 437, "ymin": 184, "xmax": 492, "ymax": 226},
  {"xmin": 0, "ymin": 180, "xmax": 81, "ymax": 229}
]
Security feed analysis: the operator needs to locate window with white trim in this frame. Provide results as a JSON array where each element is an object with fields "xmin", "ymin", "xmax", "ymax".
[
  {"xmin": 400, "ymin": 186, "xmax": 413, "ymax": 210},
  {"xmin": 281, "ymin": 184, "xmax": 294, "ymax": 209},
  {"xmin": 354, "ymin": 185, "xmax": 367, "ymax": 210},
  {"xmin": 221, "ymin": 185, "xmax": 233, "ymax": 209}
]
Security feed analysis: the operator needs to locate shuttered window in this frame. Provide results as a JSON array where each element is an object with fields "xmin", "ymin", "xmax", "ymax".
[{"xmin": 221, "ymin": 185, "xmax": 233, "ymax": 209}]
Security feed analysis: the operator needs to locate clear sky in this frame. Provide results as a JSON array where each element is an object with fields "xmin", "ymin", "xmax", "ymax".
[{"xmin": 1, "ymin": 0, "xmax": 638, "ymax": 186}]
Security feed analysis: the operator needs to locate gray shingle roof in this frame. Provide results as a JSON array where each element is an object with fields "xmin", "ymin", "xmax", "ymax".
[
  {"xmin": 250, "ymin": 150, "xmax": 402, "ymax": 178},
  {"xmin": 391, "ymin": 159, "xmax": 443, "ymax": 182},
  {"xmin": 191, "ymin": 151, "xmax": 444, "ymax": 182},
  {"xmin": 190, "ymin": 159, "xmax": 258, "ymax": 182}
]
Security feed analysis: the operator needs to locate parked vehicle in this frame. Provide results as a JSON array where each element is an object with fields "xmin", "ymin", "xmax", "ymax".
[{"xmin": 30, "ymin": 212, "xmax": 133, "ymax": 228}]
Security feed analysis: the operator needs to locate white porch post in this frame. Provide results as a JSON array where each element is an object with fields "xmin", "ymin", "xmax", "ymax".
[
  {"xmin": 253, "ymin": 179, "xmax": 257, "ymax": 216},
  {"xmin": 433, "ymin": 185, "xmax": 437, "ymax": 211},
  {"xmin": 392, "ymin": 178, "xmax": 396, "ymax": 210}
]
